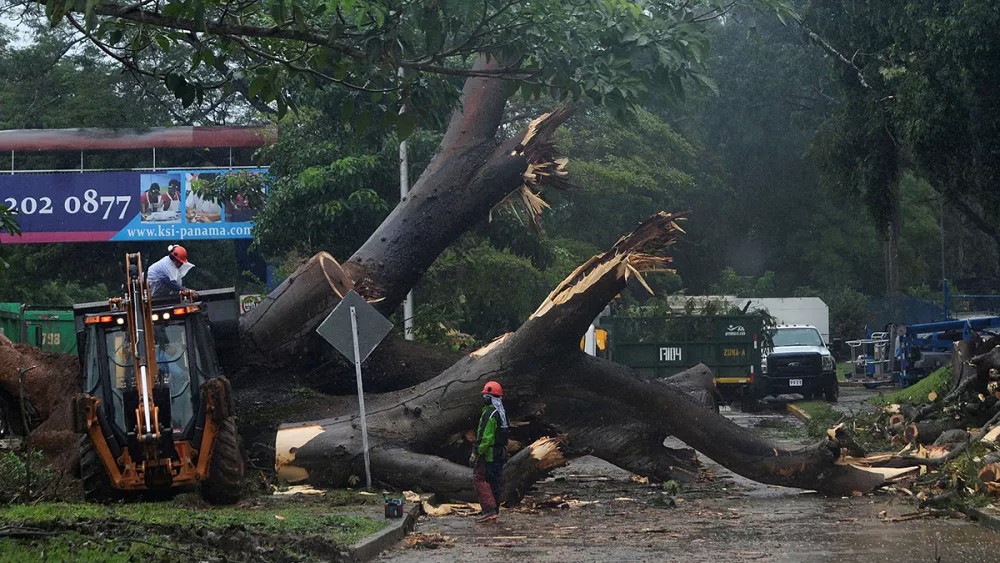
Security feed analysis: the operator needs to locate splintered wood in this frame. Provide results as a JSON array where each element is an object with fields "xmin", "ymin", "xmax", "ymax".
[
  {"xmin": 492, "ymin": 108, "xmax": 573, "ymax": 230},
  {"xmin": 531, "ymin": 212, "xmax": 685, "ymax": 318}
]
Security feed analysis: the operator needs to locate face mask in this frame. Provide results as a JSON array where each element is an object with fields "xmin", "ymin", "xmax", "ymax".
[{"xmin": 483, "ymin": 394, "xmax": 492, "ymax": 405}]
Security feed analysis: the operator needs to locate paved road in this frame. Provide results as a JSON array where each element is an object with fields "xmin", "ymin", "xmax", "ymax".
[{"xmin": 379, "ymin": 388, "xmax": 1000, "ymax": 562}]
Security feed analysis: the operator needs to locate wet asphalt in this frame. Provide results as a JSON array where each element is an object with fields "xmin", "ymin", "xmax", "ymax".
[{"xmin": 378, "ymin": 386, "xmax": 1000, "ymax": 562}]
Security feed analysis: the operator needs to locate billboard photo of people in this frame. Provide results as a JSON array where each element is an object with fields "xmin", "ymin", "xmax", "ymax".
[
  {"xmin": 0, "ymin": 167, "xmax": 267, "ymax": 244},
  {"xmin": 140, "ymin": 174, "xmax": 182, "ymax": 223}
]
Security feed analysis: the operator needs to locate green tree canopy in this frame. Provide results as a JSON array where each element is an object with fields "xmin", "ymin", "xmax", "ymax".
[
  {"xmin": 19, "ymin": 0, "xmax": 793, "ymax": 126},
  {"xmin": 804, "ymin": 0, "xmax": 1000, "ymax": 270}
]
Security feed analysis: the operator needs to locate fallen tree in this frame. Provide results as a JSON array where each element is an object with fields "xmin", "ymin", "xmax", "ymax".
[{"xmin": 273, "ymin": 214, "xmax": 891, "ymax": 497}]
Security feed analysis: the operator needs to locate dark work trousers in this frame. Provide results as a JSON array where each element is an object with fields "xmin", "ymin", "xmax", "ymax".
[{"xmin": 473, "ymin": 458, "xmax": 504, "ymax": 513}]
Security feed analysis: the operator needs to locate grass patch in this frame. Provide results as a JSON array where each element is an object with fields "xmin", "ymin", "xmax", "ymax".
[
  {"xmin": 0, "ymin": 531, "xmax": 174, "ymax": 561},
  {"xmin": 793, "ymin": 401, "xmax": 844, "ymax": 438},
  {"xmin": 0, "ymin": 494, "xmax": 387, "ymax": 560},
  {"xmin": 836, "ymin": 361, "xmax": 853, "ymax": 383},
  {"xmin": 0, "ymin": 501, "xmax": 381, "ymax": 538},
  {"xmin": 872, "ymin": 366, "xmax": 951, "ymax": 405}
]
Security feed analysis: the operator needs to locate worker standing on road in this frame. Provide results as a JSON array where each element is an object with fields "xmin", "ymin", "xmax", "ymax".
[
  {"xmin": 147, "ymin": 245, "xmax": 196, "ymax": 298},
  {"xmin": 470, "ymin": 380, "xmax": 509, "ymax": 523}
]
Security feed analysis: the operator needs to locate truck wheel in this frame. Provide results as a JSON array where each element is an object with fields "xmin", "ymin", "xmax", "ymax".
[
  {"xmin": 824, "ymin": 381, "xmax": 840, "ymax": 403},
  {"xmin": 200, "ymin": 417, "xmax": 244, "ymax": 505},
  {"xmin": 79, "ymin": 435, "xmax": 120, "ymax": 502}
]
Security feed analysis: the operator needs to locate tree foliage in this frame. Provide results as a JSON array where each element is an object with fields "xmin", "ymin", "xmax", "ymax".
[
  {"xmin": 547, "ymin": 107, "xmax": 706, "ymax": 249},
  {"xmin": 23, "ymin": 0, "xmax": 793, "ymax": 125},
  {"xmin": 804, "ymin": 0, "xmax": 1000, "ymax": 265}
]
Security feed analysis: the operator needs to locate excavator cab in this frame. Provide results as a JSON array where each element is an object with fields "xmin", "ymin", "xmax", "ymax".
[{"xmin": 72, "ymin": 253, "xmax": 243, "ymax": 503}]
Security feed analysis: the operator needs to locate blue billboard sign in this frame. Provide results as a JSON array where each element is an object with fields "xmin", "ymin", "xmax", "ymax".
[{"xmin": 0, "ymin": 168, "xmax": 267, "ymax": 243}]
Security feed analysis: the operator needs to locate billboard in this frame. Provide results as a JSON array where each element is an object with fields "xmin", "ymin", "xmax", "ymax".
[{"xmin": 0, "ymin": 168, "xmax": 267, "ymax": 243}]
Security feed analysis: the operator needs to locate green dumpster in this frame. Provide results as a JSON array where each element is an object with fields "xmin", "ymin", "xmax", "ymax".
[
  {"xmin": 603, "ymin": 315, "xmax": 766, "ymax": 406},
  {"xmin": 20, "ymin": 307, "xmax": 78, "ymax": 354}
]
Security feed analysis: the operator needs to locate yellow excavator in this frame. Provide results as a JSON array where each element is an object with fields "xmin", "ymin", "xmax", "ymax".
[{"xmin": 71, "ymin": 252, "xmax": 243, "ymax": 503}]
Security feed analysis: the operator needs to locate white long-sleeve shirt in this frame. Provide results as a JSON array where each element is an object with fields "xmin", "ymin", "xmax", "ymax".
[{"xmin": 147, "ymin": 256, "xmax": 194, "ymax": 297}]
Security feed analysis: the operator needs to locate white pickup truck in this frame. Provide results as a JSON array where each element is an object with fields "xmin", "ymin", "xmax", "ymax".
[{"xmin": 761, "ymin": 325, "xmax": 839, "ymax": 402}]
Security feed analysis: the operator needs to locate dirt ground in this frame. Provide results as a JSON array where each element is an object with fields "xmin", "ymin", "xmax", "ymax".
[{"xmin": 380, "ymin": 388, "xmax": 1000, "ymax": 562}]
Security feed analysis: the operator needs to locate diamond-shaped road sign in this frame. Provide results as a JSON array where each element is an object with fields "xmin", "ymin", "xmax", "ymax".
[{"xmin": 316, "ymin": 290, "xmax": 393, "ymax": 365}]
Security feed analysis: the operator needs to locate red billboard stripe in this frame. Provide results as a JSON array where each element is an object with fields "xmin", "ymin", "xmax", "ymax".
[
  {"xmin": 0, "ymin": 126, "xmax": 278, "ymax": 151},
  {"xmin": 0, "ymin": 231, "xmax": 118, "ymax": 243}
]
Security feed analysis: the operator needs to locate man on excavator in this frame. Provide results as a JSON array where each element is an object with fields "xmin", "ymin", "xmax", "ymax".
[{"xmin": 147, "ymin": 245, "xmax": 196, "ymax": 298}]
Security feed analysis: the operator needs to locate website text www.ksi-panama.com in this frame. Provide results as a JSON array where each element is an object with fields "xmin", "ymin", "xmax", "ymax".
[{"xmin": 124, "ymin": 224, "xmax": 252, "ymax": 239}]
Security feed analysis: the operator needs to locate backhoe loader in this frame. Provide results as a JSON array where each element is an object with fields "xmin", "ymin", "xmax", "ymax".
[{"xmin": 71, "ymin": 252, "xmax": 243, "ymax": 503}]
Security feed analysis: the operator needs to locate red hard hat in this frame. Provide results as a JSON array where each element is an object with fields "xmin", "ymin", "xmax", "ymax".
[
  {"xmin": 482, "ymin": 381, "xmax": 503, "ymax": 397},
  {"xmin": 169, "ymin": 245, "xmax": 188, "ymax": 263}
]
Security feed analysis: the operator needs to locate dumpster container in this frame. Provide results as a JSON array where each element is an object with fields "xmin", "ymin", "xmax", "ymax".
[
  {"xmin": 603, "ymin": 315, "xmax": 766, "ymax": 409},
  {"xmin": 20, "ymin": 306, "xmax": 78, "ymax": 354}
]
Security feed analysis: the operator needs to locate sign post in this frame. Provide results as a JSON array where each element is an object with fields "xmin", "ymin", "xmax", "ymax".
[
  {"xmin": 316, "ymin": 290, "xmax": 393, "ymax": 489},
  {"xmin": 349, "ymin": 306, "xmax": 372, "ymax": 489}
]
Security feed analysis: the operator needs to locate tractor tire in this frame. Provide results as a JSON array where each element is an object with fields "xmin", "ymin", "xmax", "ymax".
[
  {"xmin": 79, "ymin": 435, "xmax": 120, "ymax": 502},
  {"xmin": 824, "ymin": 381, "xmax": 840, "ymax": 403},
  {"xmin": 200, "ymin": 417, "xmax": 244, "ymax": 505},
  {"xmin": 0, "ymin": 393, "xmax": 25, "ymax": 439}
]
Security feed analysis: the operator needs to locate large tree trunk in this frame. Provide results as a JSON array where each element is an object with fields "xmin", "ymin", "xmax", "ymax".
[
  {"xmin": 240, "ymin": 56, "xmax": 570, "ymax": 372},
  {"xmin": 274, "ymin": 214, "xmax": 890, "ymax": 497}
]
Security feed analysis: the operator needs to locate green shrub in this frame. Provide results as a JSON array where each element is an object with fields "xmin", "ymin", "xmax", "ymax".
[{"xmin": 0, "ymin": 450, "xmax": 64, "ymax": 504}]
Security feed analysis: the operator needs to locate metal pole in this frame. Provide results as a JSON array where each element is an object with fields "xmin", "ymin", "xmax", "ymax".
[
  {"xmin": 399, "ymin": 67, "xmax": 414, "ymax": 341},
  {"xmin": 400, "ymin": 140, "xmax": 414, "ymax": 340},
  {"xmin": 940, "ymin": 195, "xmax": 948, "ymax": 317},
  {"xmin": 350, "ymin": 306, "xmax": 373, "ymax": 489},
  {"xmin": 17, "ymin": 365, "xmax": 38, "ymax": 499}
]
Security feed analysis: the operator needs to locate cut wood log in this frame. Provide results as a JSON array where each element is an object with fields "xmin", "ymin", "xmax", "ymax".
[
  {"xmin": 903, "ymin": 420, "xmax": 962, "ymax": 445},
  {"xmin": 978, "ymin": 463, "xmax": 1000, "ymax": 486},
  {"xmin": 982, "ymin": 425, "xmax": 1000, "ymax": 444}
]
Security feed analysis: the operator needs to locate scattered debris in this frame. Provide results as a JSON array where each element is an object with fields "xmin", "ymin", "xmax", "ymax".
[
  {"xmin": 402, "ymin": 532, "xmax": 453, "ymax": 550},
  {"xmin": 272, "ymin": 485, "xmax": 325, "ymax": 496},
  {"xmin": 879, "ymin": 511, "xmax": 936, "ymax": 523},
  {"xmin": 421, "ymin": 501, "xmax": 479, "ymax": 517}
]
